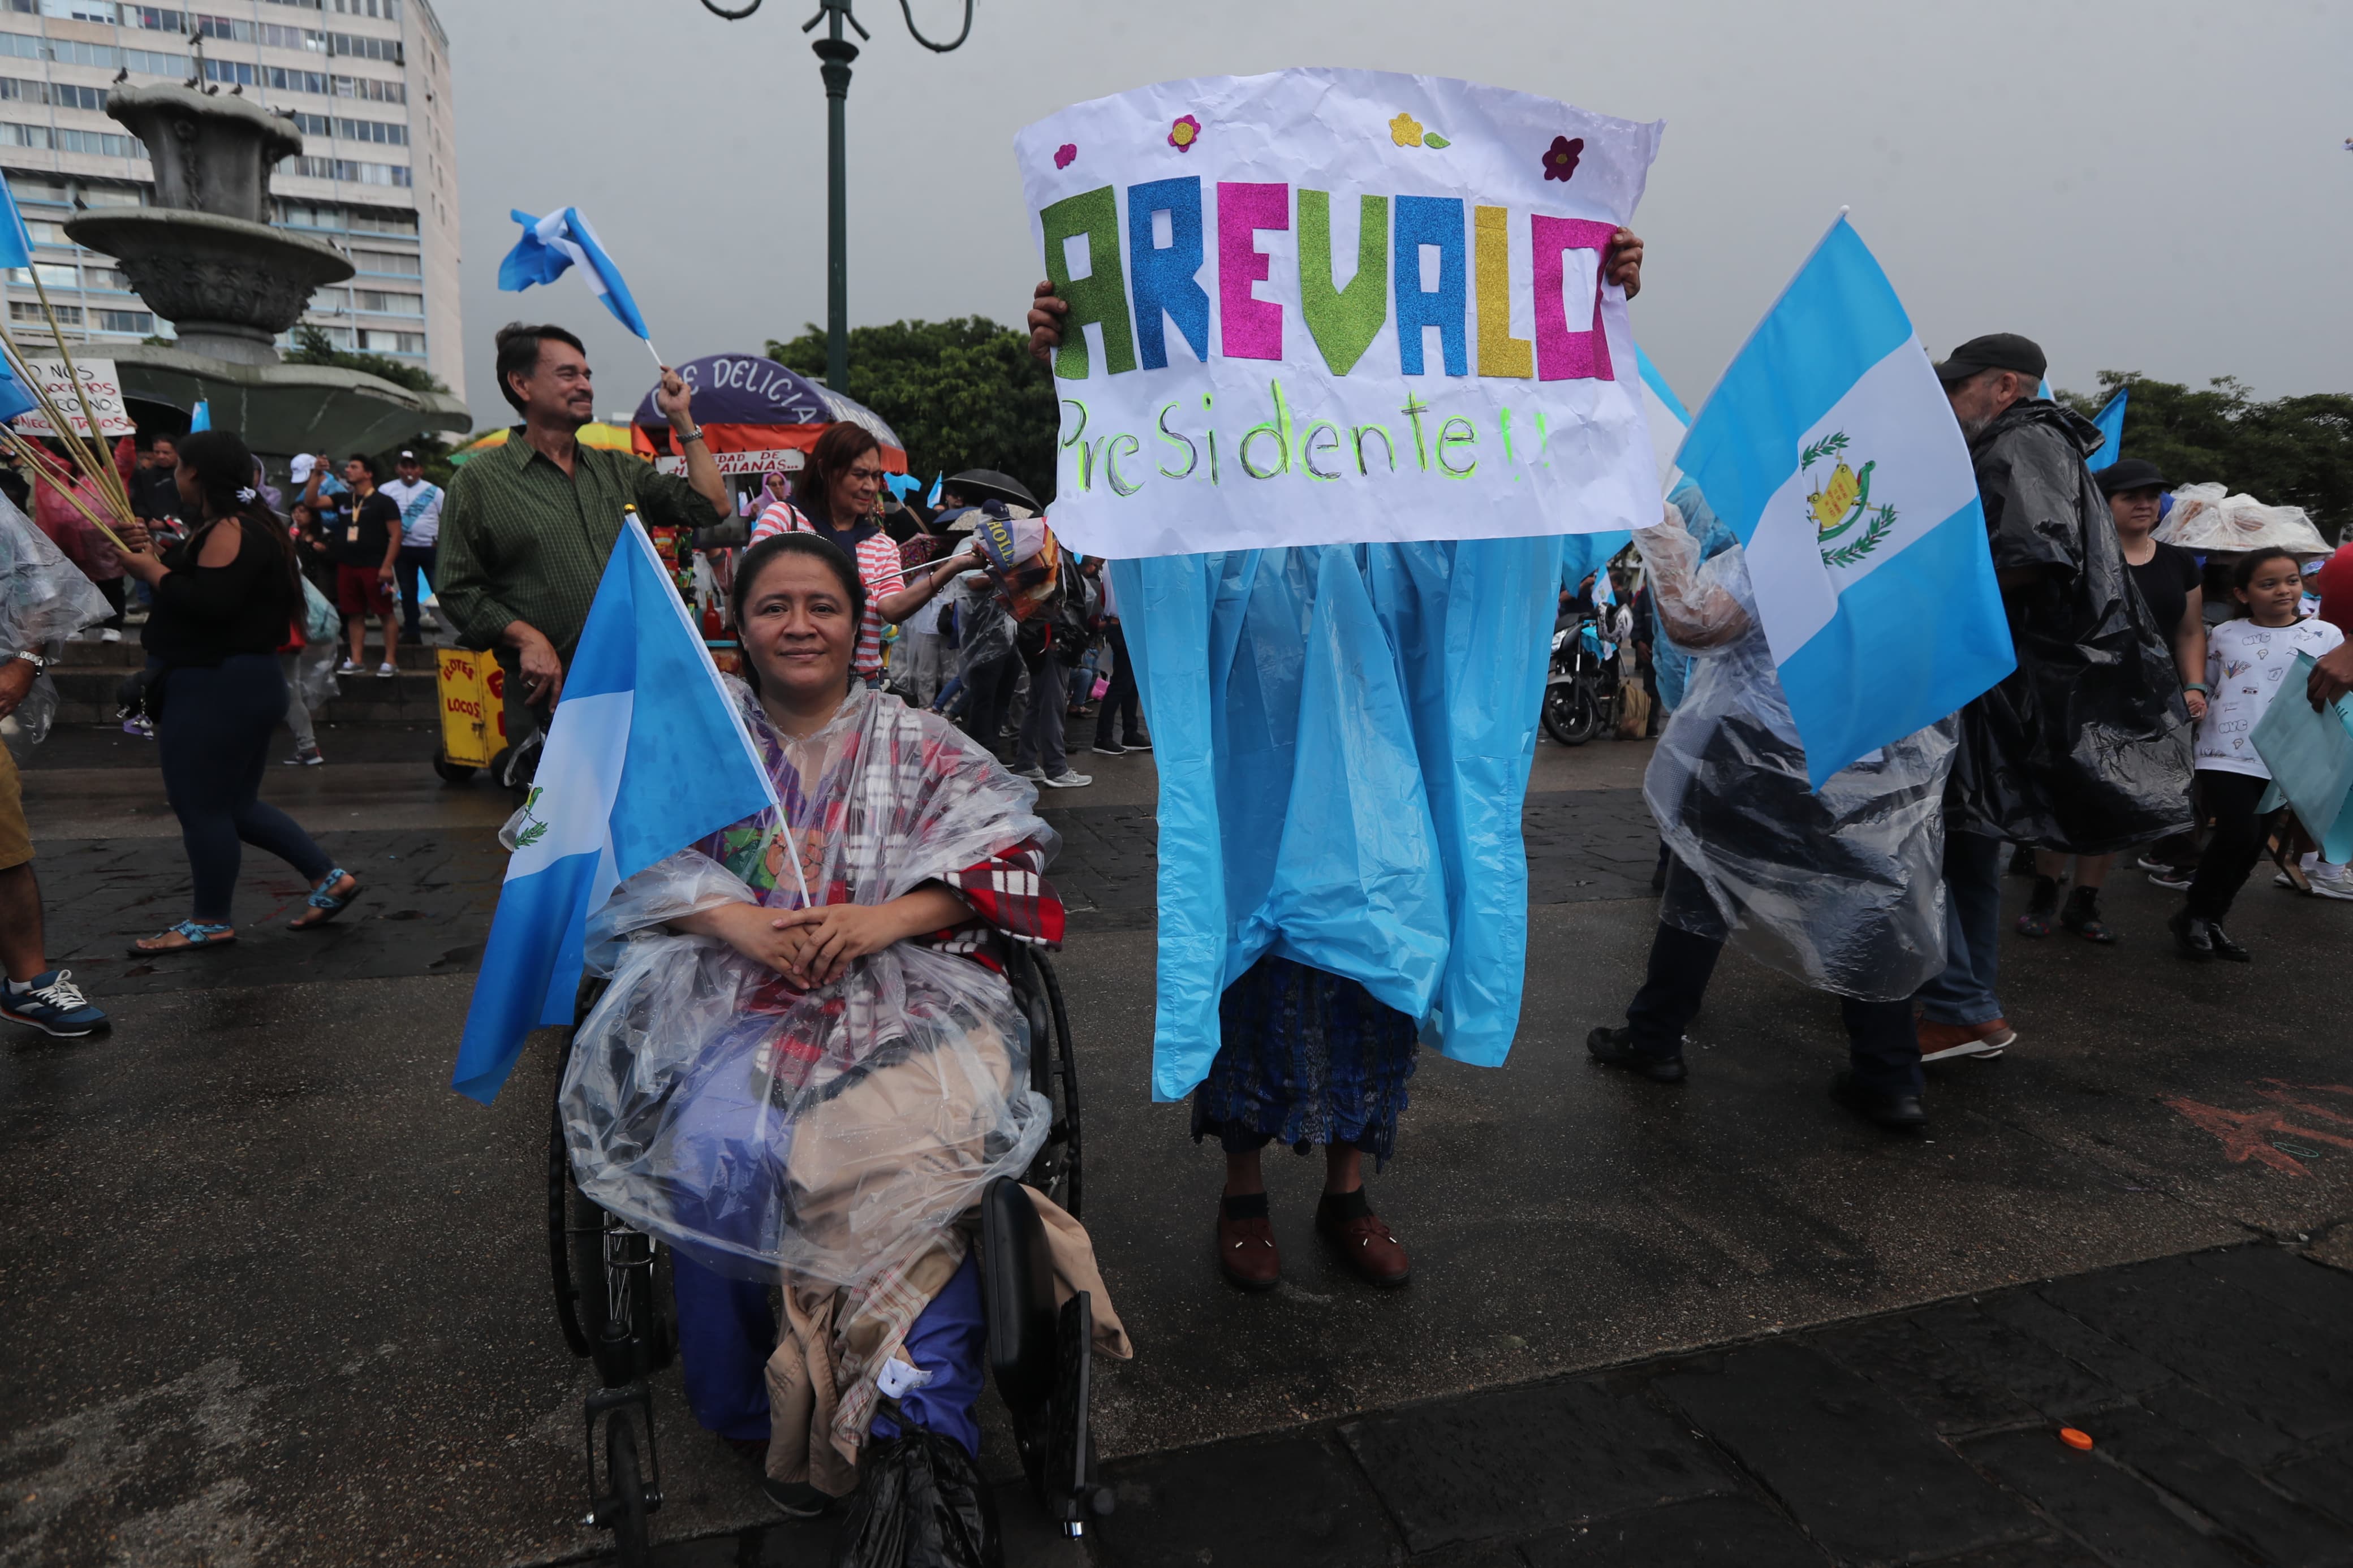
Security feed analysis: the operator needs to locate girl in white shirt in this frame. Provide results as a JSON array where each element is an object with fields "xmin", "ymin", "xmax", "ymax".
[{"xmin": 2171, "ymin": 548, "xmax": 2345, "ymax": 961}]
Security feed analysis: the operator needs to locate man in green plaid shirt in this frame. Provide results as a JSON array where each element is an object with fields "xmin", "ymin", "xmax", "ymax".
[{"xmin": 438, "ymin": 322, "xmax": 731, "ymax": 721}]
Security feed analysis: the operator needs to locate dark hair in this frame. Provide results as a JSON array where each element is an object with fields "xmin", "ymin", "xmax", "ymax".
[
  {"xmin": 178, "ymin": 429, "xmax": 300, "ymax": 608},
  {"xmin": 2229, "ymin": 547, "xmax": 2302, "ymax": 615},
  {"xmin": 493, "ymin": 321, "xmax": 587, "ymax": 415},
  {"xmin": 730, "ymin": 532, "xmax": 867, "ymax": 694},
  {"xmin": 343, "ymin": 451, "xmax": 383, "ymax": 484},
  {"xmin": 793, "ymin": 421, "xmax": 883, "ymax": 526}
]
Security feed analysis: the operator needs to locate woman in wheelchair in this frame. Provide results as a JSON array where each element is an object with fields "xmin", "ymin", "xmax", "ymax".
[{"xmin": 561, "ymin": 530, "xmax": 1127, "ymax": 1509}]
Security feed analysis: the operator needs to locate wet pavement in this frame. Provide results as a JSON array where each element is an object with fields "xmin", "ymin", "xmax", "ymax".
[{"xmin": 3, "ymin": 727, "xmax": 2348, "ymax": 1566}]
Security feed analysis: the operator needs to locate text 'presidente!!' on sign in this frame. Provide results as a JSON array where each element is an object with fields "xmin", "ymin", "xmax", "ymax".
[{"xmin": 1015, "ymin": 68, "xmax": 1665, "ymax": 560}]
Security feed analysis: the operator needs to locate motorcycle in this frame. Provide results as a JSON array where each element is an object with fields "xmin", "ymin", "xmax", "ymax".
[{"xmin": 1541, "ymin": 612, "xmax": 1621, "ymax": 746}]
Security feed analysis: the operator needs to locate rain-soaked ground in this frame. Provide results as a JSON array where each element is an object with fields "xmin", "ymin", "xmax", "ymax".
[{"xmin": 4, "ymin": 730, "xmax": 2346, "ymax": 1566}]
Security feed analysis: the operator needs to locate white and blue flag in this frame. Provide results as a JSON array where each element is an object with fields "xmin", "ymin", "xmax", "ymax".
[
  {"xmin": 498, "ymin": 206, "xmax": 653, "ymax": 340},
  {"xmin": 450, "ymin": 518, "xmax": 777, "ymax": 1104},
  {"xmin": 2085, "ymin": 386, "xmax": 2128, "ymax": 473},
  {"xmin": 1675, "ymin": 213, "xmax": 2014, "ymax": 788}
]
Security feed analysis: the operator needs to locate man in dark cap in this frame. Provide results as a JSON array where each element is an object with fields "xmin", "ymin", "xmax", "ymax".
[{"xmin": 1915, "ymin": 336, "xmax": 2193, "ymax": 1065}]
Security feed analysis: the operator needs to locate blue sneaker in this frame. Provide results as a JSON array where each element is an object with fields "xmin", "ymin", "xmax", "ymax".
[{"xmin": 1, "ymin": 969, "xmax": 108, "ymax": 1038}]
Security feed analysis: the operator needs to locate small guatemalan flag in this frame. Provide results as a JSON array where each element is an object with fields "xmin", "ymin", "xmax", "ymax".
[{"xmin": 449, "ymin": 516, "xmax": 777, "ymax": 1104}]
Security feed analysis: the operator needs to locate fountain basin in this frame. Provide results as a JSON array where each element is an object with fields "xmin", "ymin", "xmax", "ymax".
[{"xmin": 63, "ymin": 208, "xmax": 354, "ymax": 366}]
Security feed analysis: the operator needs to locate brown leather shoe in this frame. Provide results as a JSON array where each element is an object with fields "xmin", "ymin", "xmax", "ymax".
[
  {"xmin": 1316, "ymin": 1193, "xmax": 1411, "ymax": 1288},
  {"xmin": 1217, "ymin": 1210, "xmax": 1281, "ymax": 1291}
]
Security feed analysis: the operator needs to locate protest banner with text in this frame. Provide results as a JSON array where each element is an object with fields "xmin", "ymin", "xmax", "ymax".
[{"xmin": 1016, "ymin": 68, "xmax": 1664, "ymax": 558}]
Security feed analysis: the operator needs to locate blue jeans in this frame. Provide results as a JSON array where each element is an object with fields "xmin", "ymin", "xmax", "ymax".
[{"xmin": 1915, "ymin": 830, "xmax": 2003, "ymax": 1027}]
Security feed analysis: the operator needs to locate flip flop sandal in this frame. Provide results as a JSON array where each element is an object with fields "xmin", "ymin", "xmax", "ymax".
[
  {"xmin": 288, "ymin": 868, "xmax": 360, "ymax": 931},
  {"xmin": 131, "ymin": 919, "xmax": 235, "ymax": 955}
]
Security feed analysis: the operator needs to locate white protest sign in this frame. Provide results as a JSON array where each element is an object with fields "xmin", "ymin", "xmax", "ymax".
[
  {"xmin": 1015, "ymin": 69, "xmax": 1663, "ymax": 559},
  {"xmin": 9, "ymin": 356, "xmax": 134, "ymax": 437}
]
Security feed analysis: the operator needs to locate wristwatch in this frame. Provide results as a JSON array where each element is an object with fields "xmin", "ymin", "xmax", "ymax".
[
  {"xmin": 10, "ymin": 649, "xmax": 47, "ymax": 672},
  {"xmin": 674, "ymin": 423, "xmax": 704, "ymax": 444}
]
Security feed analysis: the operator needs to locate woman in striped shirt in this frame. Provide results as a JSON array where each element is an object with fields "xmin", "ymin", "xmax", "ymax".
[{"xmin": 751, "ymin": 425, "xmax": 974, "ymax": 684}]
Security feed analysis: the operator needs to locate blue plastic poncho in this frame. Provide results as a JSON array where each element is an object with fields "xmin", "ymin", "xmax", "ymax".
[{"xmin": 1113, "ymin": 535, "xmax": 1562, "ymax": 1101}]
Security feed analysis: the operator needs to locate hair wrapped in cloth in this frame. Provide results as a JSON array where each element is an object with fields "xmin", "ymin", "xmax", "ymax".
[{"xmin": 559, "ymin": 680, "xmax": 1061, "ymax": 1289}]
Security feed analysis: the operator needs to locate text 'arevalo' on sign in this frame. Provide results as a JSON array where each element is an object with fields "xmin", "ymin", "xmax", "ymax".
[{"xmin": 1015, "ymin": 68, "xmax": 1664, "ymax": 559}]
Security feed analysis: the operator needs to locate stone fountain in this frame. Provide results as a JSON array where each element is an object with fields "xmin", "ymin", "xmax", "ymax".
[{"xmin": 55, "ymin": 84, "xmax": 467, "ymax": 454}]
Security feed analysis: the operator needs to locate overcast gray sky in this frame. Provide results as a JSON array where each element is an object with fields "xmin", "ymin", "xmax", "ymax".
[{"xmin": 439, "ymin": 0, "xmax": 2351, "ymax": 433}]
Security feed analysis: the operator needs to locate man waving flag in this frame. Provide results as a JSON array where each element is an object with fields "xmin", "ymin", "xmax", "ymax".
[
  {"xmin": 1674, "ymin": 213, "xmax": 2014, "ymax": 786},
  {"xmin": 450, "ymin": 513, "xmax": 778, "ymax": 1104}
]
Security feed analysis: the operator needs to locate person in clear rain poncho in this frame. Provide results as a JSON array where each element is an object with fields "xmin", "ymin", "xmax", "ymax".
[
  {"xmin": 0, "ymin": 490, "xmax": 113, "ymax": 1038},
  {"xmin": 561, "ymin": 530, "xmax": 1128, "ymax": 1507},
  {"xmin": 1586, "ymin": 485, "xmax": 1958, "ymax": 1129}
]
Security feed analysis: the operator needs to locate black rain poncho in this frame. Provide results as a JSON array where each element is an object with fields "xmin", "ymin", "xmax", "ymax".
[{"xmin": 1946, "ymin": 403, "xmax": 2192, "ymax": 852}]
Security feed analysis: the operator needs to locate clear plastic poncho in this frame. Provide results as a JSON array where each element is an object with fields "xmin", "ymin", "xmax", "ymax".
[
  {"xmin": 1639, "ymin": 493, "xmax": 1956, "ymax": 1001},
  {"xmin": 0, "ymin": 492, "xmax": 110, "ymax": 755},
  {"xmin": 559, "ymin": 681, "xmax": 1057, "ymax": 1288}
]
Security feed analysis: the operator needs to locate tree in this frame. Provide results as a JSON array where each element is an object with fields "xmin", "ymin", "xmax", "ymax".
[
  {"xmin": 286, "ymin": 325, "xmax": 458, "ymax": 485},
  {"xmin": 2057, "ymin": 372, "xmax": 2353, "ymax": 543},
  {"xmin": 767, "ymin": 317, "xmax": 1058, "ymax": 507}
]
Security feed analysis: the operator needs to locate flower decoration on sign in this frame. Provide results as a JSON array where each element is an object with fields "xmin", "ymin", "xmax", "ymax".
[
  {"xmin": 1388, "ymin": 112, "xmax": 1450, "ymax": 150},
  {"xmin": 1167, "ymin": 115, "xmax": 1201, "ymax": 153},
  {"xmin": 1053, "ymin": 142, "xmax": 1078, "ymax": 170},
  {"xmin": 1542, "ymin": 135, "xmax": 1584, "ymax": 182}
]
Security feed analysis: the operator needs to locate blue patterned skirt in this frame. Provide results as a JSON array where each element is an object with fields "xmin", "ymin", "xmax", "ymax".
[{"xmin": 1190, "ymin": 954, "xmax": 1421, "ymax": 1168}]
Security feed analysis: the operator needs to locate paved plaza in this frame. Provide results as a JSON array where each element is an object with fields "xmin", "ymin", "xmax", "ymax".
[{"xmin": 3, "ymin": 724, "xmax": 2348, "ymax": 1567}]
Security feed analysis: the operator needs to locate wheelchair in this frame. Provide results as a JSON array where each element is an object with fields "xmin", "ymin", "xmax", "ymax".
[{"xmin": 545, "ymin": 944, "xmax": 1103, "ymax": 1566}]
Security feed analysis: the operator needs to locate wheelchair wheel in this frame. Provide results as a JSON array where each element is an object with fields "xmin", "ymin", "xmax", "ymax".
[
  {"xmin": 550, "ymin": 1094, "xmax": 674, "ymax": 1377},
  {"xmin": 1035, "ymin": 952, "xmax": 1083, "ymax": 1222},
  {"xmin": 602, "ymin": 1412, "xmax": 652, "ymax": 1566}
]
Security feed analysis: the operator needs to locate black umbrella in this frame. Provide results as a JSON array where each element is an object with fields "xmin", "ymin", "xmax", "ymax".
[{"xmin": 944, "ymin": 468, "xmax": 1038, "ymax": 511}]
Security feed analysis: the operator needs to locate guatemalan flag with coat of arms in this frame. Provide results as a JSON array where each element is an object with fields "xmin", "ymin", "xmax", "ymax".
[
  {"xmin": 450, "ymin": 516, "xmax": 778, "ymax": 1104},
  {"xmin": 1674, "ymin": 213, "xmax": 2015, "ymax": 787}
]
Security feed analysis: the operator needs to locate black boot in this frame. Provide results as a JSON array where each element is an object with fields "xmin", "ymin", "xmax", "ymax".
[
  {"xmin": 1587, "ymin": 1024, "xmax": 1688, "ymax": 1083},
  {"xmin": 2168, "ymin": 906, "xmax": 2212, "ymax": 962},
  {"xmin": 2060, "ymin": 884, "xmax": 2116, "ymax": 944},
  {"xmin": 2204, "ymin": 921, "xmax": 2250, "ymax": 962},
  {"xmin": 2016, "ymin": 875, "xmax": 2061, "ymax": 938}
]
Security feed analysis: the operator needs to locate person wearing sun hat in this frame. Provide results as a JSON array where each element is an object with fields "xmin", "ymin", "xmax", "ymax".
[{"xmin": 1915, "ymin": 336, "xmax": 2192, "ymax": 1068}]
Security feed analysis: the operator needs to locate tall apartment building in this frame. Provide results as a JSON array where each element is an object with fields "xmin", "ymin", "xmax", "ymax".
[{"xmin": 0, "ymin": 0, "xmax": 462, "ymax": 401}]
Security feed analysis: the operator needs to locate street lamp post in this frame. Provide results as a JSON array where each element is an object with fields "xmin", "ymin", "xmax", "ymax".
[{"xmin": 699, "ymin": 0, "xmax": 976, "ymax": 394}]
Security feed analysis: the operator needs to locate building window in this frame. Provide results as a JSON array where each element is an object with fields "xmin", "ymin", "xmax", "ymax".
[
  {"xmin": 332, "ymin": 116, "xmax": 406, "ymax": 145},
  {"xmin": 124, "ymin": 6, "xmax": 187, "ymax": 29},
  {"xmin": 96, "ymin": 308, "xmax": 153, "ymax": 333},
  {"xmin": 346, "ymin": 206, "xmax": 415, "ymax": 235},
  {"xmin": 326, "ymin": 31, "xmax": 400, "ymax": 63},
  {"xmin": 0, "ymin": 77, "xmax": 110, "ymax": 111},
  {"xmin": 88, "ymin": 266, "xmax": 136, "ymax": 291},
  {"xmin": 39, "ymin": 2, "xmax": 119, "ymax": 21},
  {"xmin": 309, "ymin": 287, "xmax": 347, "ymax": 313},
  {"xmin": 360, "ymin": 328, "xmax": 422, "ymax": 354},
  {"xmin": 0, "ymin": 32, "xmax": 187, "ymax": 75},
  {"xmin": 6, "ymin": 173, "xmax": 68, "ymax": 205},
  {"xmin": 350, "ymin": 247, "xmax": 418, "ymax": 275},
  {"xmin": 10, "ymin": 299, "xmax": 77, "ymax": 324},
  {"xmin": 282, "ymin": 155, "xmax": 410, "ymax": 187},
  {"xmin": 0, "ymin": 123, "xmax": 143, "ymax": 157},
  {"xmin": 291, "ymin": 322, "xmax": 354, "ymax": 349},
  {"xmin": 79, "ymin": 185, "xmax": 144, "ymax": 208},
  {"xmin": 353, "ymin": 288, "xmax": 420, "ymax": 316},
  {"xmin": 332, "ymin": 0, "xmax": 398, "ymax": 18}
]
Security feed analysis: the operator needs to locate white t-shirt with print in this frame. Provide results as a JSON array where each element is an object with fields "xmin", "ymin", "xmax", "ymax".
[
  {"xmin": 2194, "ymin": 616, "xmax": 2347, "ymax": 778},
  {"xmin": 380, "ymin": 476, "xmax": 444, "ymax": 547}
]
